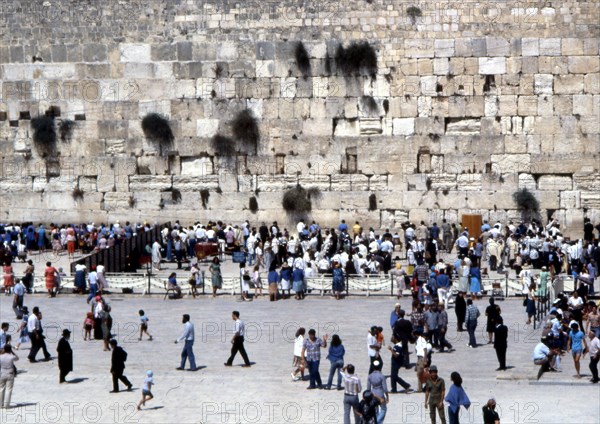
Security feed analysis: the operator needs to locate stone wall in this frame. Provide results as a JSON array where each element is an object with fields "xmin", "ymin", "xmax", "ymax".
[{"xmin": 0, "ymin": 1, "xmax": 599, "ymax": 236}]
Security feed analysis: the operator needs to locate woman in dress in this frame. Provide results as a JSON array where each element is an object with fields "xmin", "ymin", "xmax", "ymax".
[
  {"xmin": 291, "ymin": 327, "xmax": 306, "ymax": 381},
  {"xmin": 292, "ymin": 263, "xmax": 305, "ymax": 300},
  {"xmin": 279, "ymin": 262, "xmax": 292, "ymax": 299},
  {"xmin": 3, "ymin": 259, "xmax": 14, "ymax": 295},
  {"xmin": 252, "ymin": 265, "xmax": 263, "ymax": 298},
  {"xmin": 209, "ymin": 257, "xmax": 223, "ymax": 298},
  {"xmin": 66, "ymin": 227, "xmax": 76, "ymax": 260},
  {"xmin": 469, "ymin": 266, "xmax": 481, "ymax": 298},
  {"xmin": 44, "ymin": 261, "xmax": 58, "ymax": 298},
  {"xmin": 267, "ymin": 262, "xmax": 279, "ymax": 302},
  {"xmin": 525, "ymin": 281, "xmax": 537, "ymax": 325},
  {"xmin": 331, "ymin": 261, "xmax": 345, "ymax": 300}
]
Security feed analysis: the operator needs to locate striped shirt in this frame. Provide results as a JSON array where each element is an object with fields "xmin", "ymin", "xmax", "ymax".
[
  {"xmin": 465, "ymin": 305, "xmax": 480, "ymax": 323},
  {"xmin": 340, "ymin": 371, "xmax": 362, "ymax": 396}
]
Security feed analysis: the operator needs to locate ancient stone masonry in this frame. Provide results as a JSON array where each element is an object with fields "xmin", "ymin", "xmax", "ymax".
[{"xmin": 0, "ymin": 1, "xmax": 598, "ymax": 236}]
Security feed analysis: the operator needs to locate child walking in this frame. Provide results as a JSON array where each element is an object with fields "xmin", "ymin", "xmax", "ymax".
[
  {"xmin": 83, "ymin": 312, "xmax": 94, "ymax": 341},
  {"xmin": 137, "ymin": 370, "xmax": 154, "ymax": 410},
  {"xmin": 138, "ymin": 310, "xmax": 153, "ymax": 341}
]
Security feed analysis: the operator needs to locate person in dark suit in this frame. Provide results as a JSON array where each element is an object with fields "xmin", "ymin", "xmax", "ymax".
[
  {"xmin": 109, "ymin": 339, "xmax": 132, "ymax": 393},
  {"xmin": 493, "ymin": 316, "xmax": 508, "ymax": 371},
  {"xmin": 392, "ymin": 310, "xmax": 414, "ymax": 369},
  {"xmin": 455, "ymin": 292, "xmax": 467, "ymax": 332},
  {"xmin": 56, "ymin": 329, "xmax": 73, "ymax": 383}
]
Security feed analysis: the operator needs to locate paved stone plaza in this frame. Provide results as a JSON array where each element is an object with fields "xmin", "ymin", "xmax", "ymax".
[{"xmin": 1, "ymin": 289, "xmax": 598, "ymax": 424}]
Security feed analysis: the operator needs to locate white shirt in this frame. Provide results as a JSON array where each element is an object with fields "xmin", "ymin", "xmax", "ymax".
[
  {"xmin": 27, "ymin": 314, "xmax": 39, "ymax": 332},
  {"xmin": 294, "ymin": 335, "xmax": 304, "ymax": 357},
  {"xmin": 234, "ymin": 319, "xmax": 245, "ymax": 337},
  {"xmin": 178, "ymin": 321, "xmax": 195, "ymax": 342},
  {"xmin": 367, "ymin": 333, "xmax": 378, "ymax": 357},
  {"xmin": 415, "ymin": 336, "xmax": 429, "ymax": 357}
]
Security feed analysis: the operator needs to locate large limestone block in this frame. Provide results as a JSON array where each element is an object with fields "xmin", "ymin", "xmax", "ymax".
[
  {"xmin": 534, "ymin": 74, "xmax": 553, "ymax": 94},
  {"xmin": 404, "ymin": 39, "xmax": 434, "ymax": 58},
  {"xmin": 331, "ymin": 174, "xmax": 369, "ymax": 191},
  {"xmin": 434, "ymin": 39, "xmax": 455, "ymax": 57},
  {"xmin": 554, "ymin": 75, "xmax": 584, "ymax": 94},
  {"xmin": 479, "ymin": 57, "xmax": 506, "ymax": 74},
  {"xmin": 0, "ymin": 177, "xmax": 33, "ymax": 192},
  {"xmin": 172, "ymin": 175, "xmax": 219, "ymax": 191},
  {"xmin": 32, "ymin": 176, "xmax": 76, "ymax": 192},
  {"xmin": 568, "ymin": 57, "xmax": 600, "ymax": 74},
  {"xmin": 196, "ymin": 119, "xmax": 219, "ymax": 138},
  {"xmin": 522, "ymin": 38, "xmax": 539, "ymax": 57},
  {"xmin": 392, "ymin": 118, "xmax": 415, "ymax": 135},
  {"xmin": 119, "ymin": 44, "xmax": 151, "ymax": 62},
  {"xmin": 297, "ymin": 175, "xmax": 331, "ymax": 191},
  {"xmin": 539, "ymin": 39, "xmax": 561, "ymax": 56},
  {"xmin": 560, "ymin": 191, "xmax": 581, "ymax": 209},
  {"xmin": 129, "ymin": 175, "xmax": 172, "ymax": 191},
  {"xmin": 581, "ymin": 192, "xmax": 600, "ymax": 208},
  {"xmin": 490, "ymin": 154, "xmax": 530, "ymax": 175},
  {"xmin": 518, "ymin": 173, "xmax": 537, "ymax": 190},
  {"xmin": 103, "ymin": 192, "xmax": 132, "ymax": 211},
  {"xmin": 256, "ymin": 175, "xmax": 298, "ymax": 192},
  {"xmin": 485, "ymin": 38, "xmax": 510, "ymax": 57},
  {"xmin": 537, "ymin": 175, "xmax": 573, "ymax": 190},
  {"xmin": 181, "ymin": 157, "xmax": 214, "ymax": 176},
  {"xmin": 369, "ymin": 175, "xmax": 389, "ymax": 191},
  {"xmin": 573, "ymin": 174, "xmax": 600, "ymax": 191}
]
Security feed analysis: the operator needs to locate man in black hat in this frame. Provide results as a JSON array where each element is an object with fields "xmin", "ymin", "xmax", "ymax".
[{"xmin": 57, "ymin": 329, "xmax": 73, "ymax": 383}]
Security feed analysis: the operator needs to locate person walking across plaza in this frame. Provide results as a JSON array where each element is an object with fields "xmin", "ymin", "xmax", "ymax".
[
  {"xmin": 465, "ymin": 299, "xmax": 480, "ymax": 348},
  {"xmin": 109, "ymin": 339, "xmax": 132, "ymax": 393},
  {"xmin": 424, "ymin": 365, "xmax": 446, "ymax": 424},
  {"xmin": 445, "ymin": 372, "xmax": 471, "ymax": 424},
  {"xmin": 175, "ymin": 314, "xmax": 197, "ymax": 371},
  {"xmin": 367, "ymin": 360, "xmax": 389, "ymax": 423},
  {"xmin": 56, "ymin": 329, "xmax": 73, "ymax": 383},
  {"xmin": 387, "ymin": 337, "xmax": 412, "ymax": 393},
  {"xmin": 225, "ymin": 311, "xmax": 251, "ymax": 367},
  {"xmin": 340, "ymin": 364, "xmax": 362, "ymax": 424},
  {"xmin": 325, "ymin": 334, "xmax": 345, "ymax": 390},
  {"xmin": 482, "ymin": 398, "xmax": 500, "ymax": 424},
  {"xmin": 493, "ymin": 316, "xmax": 508, "ymax": 371},
  {"xmin": 301, "ymin": 329, "xmax": 328, "ymax": 389},
  {"xmin": 0, "ymin": 344, "xmax": 19, "ymax": 409},
  {"xmin": 27, "ymin": 307, "xmax": 51, "ymax": 362},
  {"xmin": 138, "ymin": 310, "xmax": 153, "ymax": 341},
  {"xmin": 137, "ymin": 370, "xmax": 154, "ymax": 410},
  {"xmin": 588, "ymin": 330, "xmax": 600, "ymax": 383}
]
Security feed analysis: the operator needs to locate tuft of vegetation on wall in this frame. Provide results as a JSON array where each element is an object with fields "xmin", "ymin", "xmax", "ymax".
[
  {"xmin": 231, "ymin": 109, "xmax": 260, "ymax": 154},
  {"xmin": 335, "ymin": 42, "xmax": 377, "ymax": 78},
  {"xmin": 31, "ymin": 116, "xmax": 57, "ymax": 157},
  {"xmin": 59, "ymin": 119, "xmax": 75, "ymax": 142},
  {"xmin": 141, "ymin": 113, "xmax": 174, "ymax": 146},
  {"xmin": 282, "ymin": 185, "xmax": 315, "ymax": 215},
  {"xmin": 295, "ymin": 42, "xmax": 311, "ymax": 78},
  {"xmin": 368, "ymin": 193, "xmax": 377, "ymax": 210},
  {"xmin": 249, "ymin": 196, "xmax": 259, "ymax": 213}
]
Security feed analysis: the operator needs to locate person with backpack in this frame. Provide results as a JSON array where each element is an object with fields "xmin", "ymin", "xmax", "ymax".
[{"xmin": 109, "ymin": 339, "xmax": 132, "ymax": 393}]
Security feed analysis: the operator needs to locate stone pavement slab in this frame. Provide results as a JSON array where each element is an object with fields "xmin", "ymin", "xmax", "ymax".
[{"xmin": 1, "ymin": 294, "xmax": 598, "ymax": 423}]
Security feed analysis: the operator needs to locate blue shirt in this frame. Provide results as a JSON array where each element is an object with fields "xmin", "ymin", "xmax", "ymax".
[
  {"xmin": 327, "ymin": 344, "xmax": 345, "ymax": 362},
  {"xmin": 570, "ymin": 330, "xmax": 585, "ymax": 352},
  {"xmin": 445, "ymin": 384, "xmax": 471, "ymax": 414},
  {"xmin": 436, "ymin": 274, "xmax": 450, "ymax": 288}
]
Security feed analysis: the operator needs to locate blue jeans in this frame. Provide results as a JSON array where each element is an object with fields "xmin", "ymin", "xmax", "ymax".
[
  {"xmin": 248, "ymin": 252, "xmax": 255, "ymax": 266},
  {"xmin": 180, "ymin": 340, "xmax": 196, "ymax": 370},
  {"xmin": 87, "ymin": 284, "xmax": 98, "ymax": 302},
  {"xmin": 326, "ymin": 359, "xmax": 343, "ymax": 389},
  {"xmin": 448, "ymin": 407, "xmax": 460, "ymax": 424},
  {"xmin": 188, "ymin": 239, "xmax": 196, "ymax": 257},
  {"xmin": 343, "ymin": 394, "xmax": 360, "ymax": 424},
  {"xmin": 306, "ymin": 360, "xmax": 322, "ymax": 388},
  {"xmin": 377, "ymin": 402, "xmax": 387, "ymax": 423},
  {"xmin": 466, "ymin": 321, "xmax": 477, "ymax": 347}
]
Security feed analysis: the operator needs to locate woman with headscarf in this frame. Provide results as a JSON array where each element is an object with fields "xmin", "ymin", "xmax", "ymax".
[
  {"xmin": 445, "ymin": 372, "xmax": 471, "ymax": 424},
  {"xmin": 267, "ymin": 261, "xmax": 279, "ymax": 302},
  {"xmin": 292, "ymin": 261, "xmax": 305, "ymax": 300},
  {"xmin": 331, "ymin": 261, "xmax": 345, "ymax": 300}
]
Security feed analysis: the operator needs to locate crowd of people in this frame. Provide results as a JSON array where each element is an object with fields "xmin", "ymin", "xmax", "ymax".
[{"xmin": 1, "ymin": 216, "xmax": 600, "ymax": 422}]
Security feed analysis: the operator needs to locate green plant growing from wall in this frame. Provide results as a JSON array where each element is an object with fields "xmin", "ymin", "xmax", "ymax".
[
  {"xmin": 407, "ymin": 6, "xmax": 422, "ymax": 24},
  {"xmin": 282, "ymin": 185, "xmax": 320, "ymax": 216},
  {"xmin": 59, "ymin": 119, "xmax": 75, "ymax": 142},
  {"xmin": 31, "ymin": 116, "xmax": 57, "ymax": 157},
  {"xmin": 295, "ymin": 42, "xmax": 311, "ymax": 79},
  {"xmin": 200, "ymin": 189, "xmax": 210, "ymax": 209},
  {"xmin": 249, "ymin": 196, "xmax": 259, "ymax": 213},
  {"xmin": 231, "ymin": 109, "xmax": 259, "ymax": 154},
  {"xmin": 211, "ymin": 134, "xmax": 236, "ymax": 156},
  {"xmin": 513, "ymin": 188, "xmax": 540, "ymax": 220},
  {"xmin": 335, "ymin": 41, "xmax": 377, "ymax": 78},
  {"xmin": 72, "ymin": 187, "xmax": 84, "ymax": 201},
  {"xmin": 141, "ymin": 113, "xmax": 174, "ymax": 150}
]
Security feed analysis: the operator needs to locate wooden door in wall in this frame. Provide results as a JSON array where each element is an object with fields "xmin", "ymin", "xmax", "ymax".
[{"xmin": 461, "ymin": 214, "xmax": 482, "ymax": 240}]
